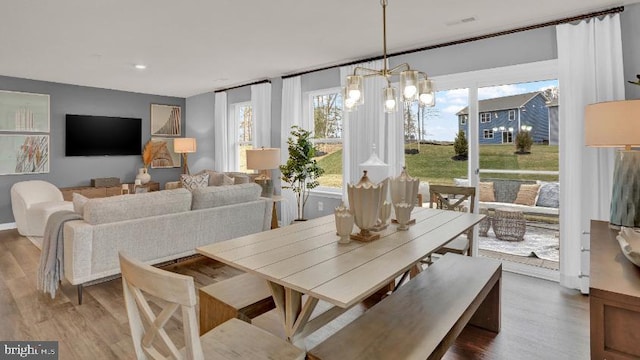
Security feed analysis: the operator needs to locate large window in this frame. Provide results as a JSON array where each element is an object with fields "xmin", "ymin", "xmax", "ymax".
[
  {"xmin": 307, "ymin": 88, "xmax": 344, "ymax": 189},
  {"xmin": 231, "ymin": 101, "xmax": 253, "ymax": 172}
]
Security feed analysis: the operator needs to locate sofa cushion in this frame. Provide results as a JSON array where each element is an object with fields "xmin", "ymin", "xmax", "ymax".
[
  {"xmin": 479, "ymin": 182, "xmax": 496, "ymax": 202},
  {"xmin": 191, "ymin": 183, "xmax": 262, "ymax": 210},
  {"xmin": 514, "ymin": 184, "xmax": 540, "ymax": 206},
  {"xmin": 83, "ymin": 188, "xmax": 192, "ymax": 225},
  {"xmin": 181, "ymin": 173, "xmax": 209, "ymax": 191},
  {"xmin": 536, "ymin": 181, "xmax": 560, "ymax": 208},
  {"xmin": 73, "ymin": 193, "xmax": 89, "ymax": 214}
]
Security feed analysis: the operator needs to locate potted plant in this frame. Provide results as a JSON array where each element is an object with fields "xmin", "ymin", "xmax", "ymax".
[{"xmin": 280, "ymin": 126, "xmax": 325, "ymax": 221}]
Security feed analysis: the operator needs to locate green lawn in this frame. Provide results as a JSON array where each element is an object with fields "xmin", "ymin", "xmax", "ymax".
[{"xmin": 316, "ymin": 144, "xmax": 559, "ymax": 188}]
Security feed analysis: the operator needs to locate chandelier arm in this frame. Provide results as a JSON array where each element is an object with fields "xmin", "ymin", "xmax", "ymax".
[
  {"xmin": 382, "ymin": 0, "xmax": 388, "ymax": 76},
  {"xmin": 387, "ymin": 63, "xmax": 411, "ymax": 76},
  {"xmin": 353, "ymin": 67, "xmax": 384, "ymax": 76}
]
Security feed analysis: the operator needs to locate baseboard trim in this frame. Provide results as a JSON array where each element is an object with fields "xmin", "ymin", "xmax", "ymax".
[
  {"xmin": 502, "ymin": 260, "xmax": 559, "ymax": 282},
  {"xmin": 0, "ymin": 222, "xmax": 16, "ymax": 231}
]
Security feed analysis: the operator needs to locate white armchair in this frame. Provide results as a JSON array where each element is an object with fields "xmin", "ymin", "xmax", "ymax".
[{"xmin": 11, "ymin": 180, "xmax": 74, "ymax": 236}]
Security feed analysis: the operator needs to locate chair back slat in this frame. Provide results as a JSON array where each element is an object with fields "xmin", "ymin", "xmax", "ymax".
[
  {"xmin": 119, "ymin": 253, "xmax": 204, "ymax": 360},
  {"xmin": 429, "ymin": 185, "xmax": 476, "ymax": 214}
]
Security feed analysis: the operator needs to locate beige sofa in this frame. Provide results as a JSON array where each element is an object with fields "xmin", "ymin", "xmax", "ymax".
[{"xmin": 63, "ymin": 183, "xmax": 272, "ymax": 303}]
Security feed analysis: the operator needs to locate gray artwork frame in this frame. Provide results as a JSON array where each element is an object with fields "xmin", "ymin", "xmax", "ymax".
[
  {"xmin": 0, "ymin": 90, "xmax": 50, "ymax": 132},
  {"xmin": 0, "ymin": 134, "xmax": 50, "ymax": 174},
  {"xmin": 151, "ymin": 104, "xmax": 181, "ymax": 136}
]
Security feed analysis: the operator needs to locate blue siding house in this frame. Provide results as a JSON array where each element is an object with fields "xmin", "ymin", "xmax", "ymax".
[{"xmin": 457, "ymin": 92, "xmax": 554, "ymax": 145}]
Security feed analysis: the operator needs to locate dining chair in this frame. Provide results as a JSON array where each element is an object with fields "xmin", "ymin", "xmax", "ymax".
[
  {"xmin": 118, "ymin": 253, "xmax": 304, "ymax": 360},
  {"xmin": 429, "ymin": 185, "xmax": 477, "ymax": 258}
]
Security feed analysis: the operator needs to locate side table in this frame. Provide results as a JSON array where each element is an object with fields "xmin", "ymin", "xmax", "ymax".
[
  {"xmin": 492, "ymin": 207, "xmax": 526, "ymax": 241},
  {"xmin": 270, "ymin": 195, "xmax": 283, "ymax": 229},
  {"xmin": 478, "ymin": 208, "xmax": 491, "ymax": 237}
]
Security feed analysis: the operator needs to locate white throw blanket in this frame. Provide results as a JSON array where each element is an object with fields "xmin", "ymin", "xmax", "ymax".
[{"xmin": 37, "ymin": 210, "xmax": 82, "ymax": 298}]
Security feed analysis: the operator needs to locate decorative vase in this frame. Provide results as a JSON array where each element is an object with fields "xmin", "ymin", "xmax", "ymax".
[
  {"xmin": 334, "ymin": 202, "xmax": 354, "ymax": 244},
  {"xmin": 347, "ymin": 171, "xmax": 385, "ymax": 242},
  {"xmin": 390, "ymin": 166, "xmax": 419, "ymax": 227},
  {"xmin": 136, "ymin": 167, "xmax": 151, "ymax": 185},
  {"xmin": 394, "ymin": 203, "xmax": 413, "ymax": 231},
  {"xmin": 372, "ymin": 201, "xmax": 392, "ymax": 231}
]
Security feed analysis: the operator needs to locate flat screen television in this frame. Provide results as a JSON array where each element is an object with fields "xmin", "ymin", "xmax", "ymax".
[{"xmin": 66, "ymin": 114, "xmax": 142, "ymax": 156}]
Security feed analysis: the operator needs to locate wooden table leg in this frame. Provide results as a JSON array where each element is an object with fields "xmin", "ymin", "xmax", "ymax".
[
  {"xmin": 267, "ymin": 281, "xmax": 319, "ymax": 350},
  {"xmin": 271, "ymin": 202, "xmax": 279, "ymax": 229}
]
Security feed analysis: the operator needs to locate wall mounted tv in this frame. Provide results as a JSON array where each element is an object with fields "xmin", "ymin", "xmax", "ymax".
[{"xmin": 66, "ymin": 114, "xmax": 142, "ymax": 156}]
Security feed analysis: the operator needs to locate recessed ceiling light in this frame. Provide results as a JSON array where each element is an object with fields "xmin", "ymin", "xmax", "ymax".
[{"xmin": 134, "ymin": 64, "xmax": 147, "ymax": 70}]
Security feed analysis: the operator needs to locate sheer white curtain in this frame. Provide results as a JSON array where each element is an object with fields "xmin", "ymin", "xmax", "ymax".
[
  {"xmin": 251, "ymin": 83, "xmax": 272, "ymax": 148},
  {"xmin": 340, "ymin": 60, "xmax": 391, "ymax": 202},
  {"xmin": 280, "ymin": 76, "xmax": 302, "ymax": 225},
  {"xmin": 557, "ymin": 14, "xmax": 624, "ymax": 293},
  {"xmin": 213, "ymin": 92, "xmax": 229, "ymax": 172}
]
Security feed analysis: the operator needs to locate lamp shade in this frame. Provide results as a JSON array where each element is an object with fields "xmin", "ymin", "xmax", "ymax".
[
  {"xmin": 585, "ymin": 100, "xmax": 640, "ymax": 147},
  {"xmin": 173, "ymin": 138, "xmax": 197, "ymax": 153},
  {"xmin": 246, "ymin": 148, "xmax": 281, "ymax": 170}
]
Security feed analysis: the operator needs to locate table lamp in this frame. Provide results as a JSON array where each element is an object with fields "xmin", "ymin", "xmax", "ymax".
[
  {"xmin": 173, "ymin": 138, "xmax": 197, "ymax": 175},
  {"xmin": 585, "ymin": 99, "xmax": 640, "ymax": 228},
  {"xmin": 246, "ymin": 147, "xmax": 281, "ymax": 197}
]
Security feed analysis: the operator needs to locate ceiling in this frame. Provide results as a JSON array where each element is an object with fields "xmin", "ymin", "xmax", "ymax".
[{"xmin": 1, "ymin": 0, "xmax": 638, "ymax": 98}]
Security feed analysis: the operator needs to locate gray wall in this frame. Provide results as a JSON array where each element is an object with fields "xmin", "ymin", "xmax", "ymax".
[
  {"xmin": 0, "ymin": 76, "xmax": 185, "ymax": 224},
  {"xmin": 186, "ymin": 92, "xmax": 215, "ymax": 172},
  {"xmin": 622, "ymin": 3, "xmax": 640, "ymax": 100}
]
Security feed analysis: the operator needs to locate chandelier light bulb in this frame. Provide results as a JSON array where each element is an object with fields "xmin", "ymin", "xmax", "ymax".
[
  {"xmin": 403, "ymin": 85, "xmax": 417, "ymax": 99},
  {"xmin": 349, "ymin": 89, "xmax": 362, "ymax": 101},
  {"xmin": 383, "ymin": 87, "xmax": 397, "ymax": 113},
  {"xmin": 419, "ymin": 92, "xmax": 434, "ymax": 105}
]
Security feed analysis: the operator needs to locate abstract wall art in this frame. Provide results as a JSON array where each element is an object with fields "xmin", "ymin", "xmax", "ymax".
[
  {"xmin": 150, "ymin": 137, "xmax": 181, "ymax": 169},
  {"xmin": 0, "ymin": 134, "xmax": 49, "ymax": 174},
  {"xmin": 151, "ymin": 104, "xmax": 181, "ymax": 136},
  {"xmin": 0, "ymin": 90, "xmax": 50, "ymax": 132}
]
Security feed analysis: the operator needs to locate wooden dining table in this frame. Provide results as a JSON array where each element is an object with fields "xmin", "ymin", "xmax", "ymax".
[{"xmin": 196, "ymin": 206, "xmax": 485, "ymax": 349}]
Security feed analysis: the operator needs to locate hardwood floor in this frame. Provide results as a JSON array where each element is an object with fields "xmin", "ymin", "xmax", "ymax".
[{"xmin": 0, "ymin": 229, "xmax": 589, "ymax": 359}]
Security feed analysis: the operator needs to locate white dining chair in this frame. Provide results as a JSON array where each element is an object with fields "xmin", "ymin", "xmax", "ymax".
[{"xmin": 119, "ymin": 253, "xmax": 304, "ymax": 360}]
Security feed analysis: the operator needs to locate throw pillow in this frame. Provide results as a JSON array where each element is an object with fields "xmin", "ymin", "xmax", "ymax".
[
  {"xmin": 536, "ymin": 181, "xmax": 560, "ymax": 208},
  {"xmin": 180, "ymin": 173, "xmax": 209, "ymax": 191},
  {"xmin": 514, "ymin": 184, "xmax": 541, "ymax": 206},
  {"xmin": 479, "ymin": 182, "xmax": 496, "ymax": 202},
  {"xmin": 233, "ymin": 174, "xmax": 251, "ymax": 184},
  {"xmin": 222, "ymin": 174, "xmax": 234, "ymax": 186},
  {"xmin": 72, "ymin": 193, "xmax": 89, "ymax": 215},
  {"xmin": 453, "ymin": 178, "xmax": 469, "ymax": 187},
  {"xmin": 199, "ymin": 170, "xmax": 225, "ymax": 186}
]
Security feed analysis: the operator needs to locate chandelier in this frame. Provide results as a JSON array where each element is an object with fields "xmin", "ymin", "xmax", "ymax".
[{"xmin": 343, "ymin": 0, "xmax": 435, "ymax": 113}]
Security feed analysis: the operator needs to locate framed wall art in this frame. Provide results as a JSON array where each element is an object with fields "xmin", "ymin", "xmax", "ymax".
[
  {"xmin": 151, "ymin": 104, "xmax": 181, "ymax": 136},
  {"xmin": 0, "ymin": 134, "xmax": 49, "ymax": 174},
  {"xmin": 0, "ymin": 90, "xmax": 50, "ymax": 132},
  {"xmin": 150, "ymin": 137, "xmax": 181, "ymax": 169}
]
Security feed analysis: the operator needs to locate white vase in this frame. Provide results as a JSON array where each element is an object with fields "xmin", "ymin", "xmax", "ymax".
[
  {"xmin": 334, "ymin": 203, "xmax": 354, "ymax": 244},
  {"xmin": 136, "ymin": 168, "xmax": 151, "ymax": 185},
  {"xmin": 347, "ymin": 171, "xmax": 385, "ymax": 242},
  {"xmin": 394, "ymin": 203, "xmax": 413, "ymax": 231}
]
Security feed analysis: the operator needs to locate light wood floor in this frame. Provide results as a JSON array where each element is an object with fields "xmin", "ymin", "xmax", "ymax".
[{"xmin": 0, "ymin": 229, "xmax": 589, "ymax": 359}]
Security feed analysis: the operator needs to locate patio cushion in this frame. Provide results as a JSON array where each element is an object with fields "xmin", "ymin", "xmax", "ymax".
[
  {"xmin": 479, "ymin": 182, "xmax": 495, "ymax": 202},
  {"xmin": 536, "ymin": 181, "xmax": 560, "ymax": 208},
  {"xmin": 514, "ymin": 184, "xmax": 540, "ymax": 206}
]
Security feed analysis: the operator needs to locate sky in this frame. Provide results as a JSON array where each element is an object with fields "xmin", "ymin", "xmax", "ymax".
[{"xmin": 421, "ymin": 79, "xmax": 558, "ymax": 141}]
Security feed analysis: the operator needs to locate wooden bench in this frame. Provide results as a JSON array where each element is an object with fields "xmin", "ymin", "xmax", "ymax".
[
  {"xmin": 307, "ymin": 253, "xmax": 501, "ymax": 360},
  {"xmin": 199, "ymin": 272, "xmax": 276, "ymax": 335}
]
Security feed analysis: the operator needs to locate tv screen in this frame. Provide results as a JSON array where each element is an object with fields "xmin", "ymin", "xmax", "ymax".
[{"xmin": 66, "ymin": 115, "xmax": 142, "ymax": 156}]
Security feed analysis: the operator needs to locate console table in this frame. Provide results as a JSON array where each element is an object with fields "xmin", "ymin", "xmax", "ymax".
[
  {"xmin": 590, "ymin": 220, "xmax": 640, "ymax": 359},
  {"xmin": 60, "ymin": 181, "xmax": 159, "ymax": 201}
]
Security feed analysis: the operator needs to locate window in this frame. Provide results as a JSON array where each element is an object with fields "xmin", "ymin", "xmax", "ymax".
[
  {"xmin": 480, "ymin": 113, "xmax": 491, "ymax": 123},
  {"xmin": 501, "ymin": 131, "xmax": 513, "ymax": 144},
  {"xmin": 460, "ymin": 115, "xmax": 467, "ymax": 125},
  {"xmin": 307, "ymin": 88, "xmax": 344, "ymax": 189},
  {"xmin": 508, "ymin": 110, "xmax": 516, "ymax": 121},
  {"xmin": 483, "ymin": 129, "xmax": 494, "ymax": 139},
  {"xmin": 231, "ymin": 101, "xmax": 253, "ymax": 172}
]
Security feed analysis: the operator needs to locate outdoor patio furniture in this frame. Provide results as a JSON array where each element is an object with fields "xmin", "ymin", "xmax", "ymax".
[
  {"xmin": 478, "ymin": 208, "xmax": 491, "ymax": 237},
  {"xmin": 493, "ymin": 207, "xmax": 526, "ymax": 241}
]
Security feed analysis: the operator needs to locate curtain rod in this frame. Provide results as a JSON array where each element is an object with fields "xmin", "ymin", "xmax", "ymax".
[
  {"xmin": 214, "ymin": 79, "xmax": 271, "ymax": 93},
  {"xmin": 282, "ymin": 6, "xmax": 624, "ymax": 79}
]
